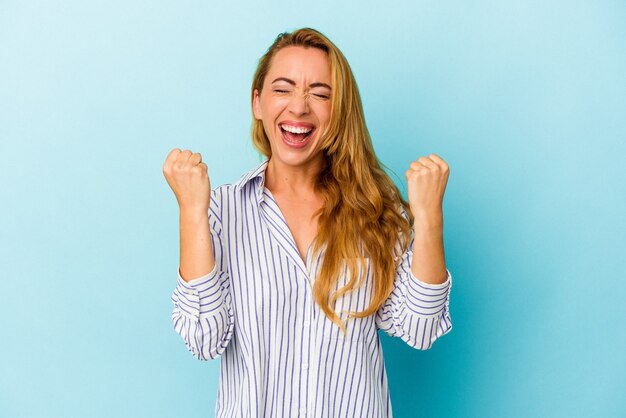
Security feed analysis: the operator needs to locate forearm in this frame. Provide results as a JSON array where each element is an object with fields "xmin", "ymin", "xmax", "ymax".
[
  {"xmin": 179, "ymin": 208, "xmax": 215, "ymax": 282},
  {"xmin": 410, "ymin": 217, "xmax": 448, "ymax": 285}
]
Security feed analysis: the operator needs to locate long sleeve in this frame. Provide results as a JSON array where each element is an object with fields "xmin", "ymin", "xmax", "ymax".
[
  {"xmin": 170, "ymin": 191, "xmax": 234, "ymax": 360},
  {"xmin": 375, "ymin": 218, "xmax": 453, "ymax": 350}
]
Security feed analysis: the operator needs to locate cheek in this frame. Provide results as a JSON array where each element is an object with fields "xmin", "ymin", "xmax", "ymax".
[
  {"xmin": 262, "ymin": 96, "xmax": 288, "ymax": 115},
  {"xmin": 318, "ymin": 105, "xmax": 332, "ymax": 125}
]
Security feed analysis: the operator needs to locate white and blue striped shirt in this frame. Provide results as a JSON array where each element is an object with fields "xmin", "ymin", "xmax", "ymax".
[{"xmin": 171, "ymin": 158, "xmax": 453, "ymax": 418}]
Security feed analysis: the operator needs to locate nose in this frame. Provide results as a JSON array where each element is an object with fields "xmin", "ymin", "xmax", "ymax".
[{"xmin": 287, "ymin": 90, "xmax": 310, "ymax": 116}]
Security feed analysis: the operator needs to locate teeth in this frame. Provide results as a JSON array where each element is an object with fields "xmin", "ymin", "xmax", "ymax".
[{"xmin": 281, "ymin": 124, "xmax": 313, "ymax": 134}]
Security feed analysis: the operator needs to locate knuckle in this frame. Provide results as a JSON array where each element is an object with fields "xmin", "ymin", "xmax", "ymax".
[{"xmin": 165, "ymin": 149, "xmax": 179, "ymax": 163}]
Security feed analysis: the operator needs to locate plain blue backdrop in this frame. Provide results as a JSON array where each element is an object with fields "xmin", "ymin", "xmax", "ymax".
[{"xmin": 1, "ymin": 1, "xmax": 624, "ymax": 417}]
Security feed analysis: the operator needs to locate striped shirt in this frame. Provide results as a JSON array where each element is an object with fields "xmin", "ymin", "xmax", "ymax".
[{"xmin": 170, "ymin": 158, "xmax": 453, "ymax": 418}]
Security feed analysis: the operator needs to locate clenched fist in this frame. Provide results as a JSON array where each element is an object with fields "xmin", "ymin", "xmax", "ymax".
[
  {"xmin": 405, "ymin": 154, "xmax": 450, "ymax": 226},
  {"xmin": 162, "ymin": 148, "xmax": 210, "ymax": 214}
]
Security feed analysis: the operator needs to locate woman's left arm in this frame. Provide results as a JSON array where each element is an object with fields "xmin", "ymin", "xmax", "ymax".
[
  {"xmin": 374, "ymin": 154, "xmax": 453, "ymax": 350},
  {"xmin": 405, "ymin": 154, "xmax": 450, "ymax": 285}
]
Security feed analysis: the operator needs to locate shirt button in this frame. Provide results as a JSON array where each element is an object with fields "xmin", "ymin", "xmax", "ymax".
[
  {"xmin": 303, "ymin": 320, "xmax": 310, "ymax": 327},
  {"xmin": 302, "ymin": 363, "xmax": 308, "ymax": 370}
]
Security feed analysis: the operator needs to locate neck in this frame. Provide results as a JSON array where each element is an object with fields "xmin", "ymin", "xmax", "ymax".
[{"xmin": 264, "ymin": 156, "xmax": 325, "ymax": 198}]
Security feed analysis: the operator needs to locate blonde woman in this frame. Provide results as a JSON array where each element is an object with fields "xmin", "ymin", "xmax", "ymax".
[{"xmin": 164, "ymin": 27, "xmax": 453, "ymax": 418}]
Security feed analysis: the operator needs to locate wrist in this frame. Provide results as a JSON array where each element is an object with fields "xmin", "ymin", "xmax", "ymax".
[
  {"xmin": 179, "ymin": 206, "xmax": 209, "ymax": 223},
  {"xmin": 412, "ymin": 212, "xmax": 443, "ymax": 231}
]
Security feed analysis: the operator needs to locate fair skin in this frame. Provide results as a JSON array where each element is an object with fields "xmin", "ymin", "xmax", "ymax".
[
  {"xmin": 406, "ymin": 154, "xmax": 450, "ymax": 284},
  {"xmin": 252, "ymin": 46, "xmax": 332, "ymax": 262},
  {"xmin": 163, "ymin": 45, "xmax": 450, "ymax": 285},
  {"xmin": 162, "ymin": 148, "xmax": 215, "ymax": 282}
]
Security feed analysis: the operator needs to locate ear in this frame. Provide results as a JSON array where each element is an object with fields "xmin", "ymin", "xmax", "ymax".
[{"xmin": 253, "ymin": 89, "xmax": 262, "ymax": 120}]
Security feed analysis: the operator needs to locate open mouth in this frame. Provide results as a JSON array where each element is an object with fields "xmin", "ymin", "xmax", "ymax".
[{"xmin": 279, "ymin": 123, "xmax": 315, "ymax": 146}]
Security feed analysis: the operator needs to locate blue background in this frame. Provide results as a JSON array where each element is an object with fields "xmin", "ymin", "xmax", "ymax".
[{"xmin": 1, "ymin": 1, "xmax": 625, "ymax": 417}]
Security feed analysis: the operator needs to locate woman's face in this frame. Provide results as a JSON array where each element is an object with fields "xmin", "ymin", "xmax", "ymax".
[{"xmin": 253, "ymin": 46, "xmax": 332, "ymax": 169}]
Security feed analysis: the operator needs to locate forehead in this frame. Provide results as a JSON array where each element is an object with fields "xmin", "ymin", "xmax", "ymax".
[{"xmin": 266, "ymin": 46, "xmax": 331, "ymax": 84}]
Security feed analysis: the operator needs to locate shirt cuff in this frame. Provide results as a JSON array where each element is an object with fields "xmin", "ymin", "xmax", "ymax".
[
  {"xmin": 405, "ymin": 268, "xmax": 452, "ymax": 315},
  {"xmin": 174, "ymin": 264, "xmax": 222, "ymax": 319},
  {"xmin": 409, "ymin": 268, "xmax": 451, "ymax": 289},
  {"xmin": 177, "ymin": 263, "xmax": 219, "ymax": 288}
]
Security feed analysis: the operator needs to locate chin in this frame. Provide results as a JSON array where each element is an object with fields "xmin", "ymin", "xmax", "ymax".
[
  {"xmin": 275, "ymin": 153, "xmax": 311, "ymax": 167},
  {"xmin": 271, "ymin": 145, "xmax": 319, "ymax": 167}
]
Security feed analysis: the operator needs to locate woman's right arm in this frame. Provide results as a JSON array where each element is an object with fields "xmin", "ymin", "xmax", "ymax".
[
  {"xmin": 163, "ymin": 149, "xmax": 234, "ymax": 360},
  {"xmin": 170, "ymin": 208, "xmax": 234, "ymax": 361},
  {"xmin": 179, "ymin": 207, "xmax": 215, "ymax": 282}
]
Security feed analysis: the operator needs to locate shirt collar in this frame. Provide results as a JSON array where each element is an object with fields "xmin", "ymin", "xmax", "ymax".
[{"xmin": 234, "ymin": 158, "xmax": 270, "ymax": 202}]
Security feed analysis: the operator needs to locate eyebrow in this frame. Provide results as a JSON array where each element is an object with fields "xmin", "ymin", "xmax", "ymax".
[{"xmin": 271, "ymin": 77, "xmax": 332, "ymax": 90}]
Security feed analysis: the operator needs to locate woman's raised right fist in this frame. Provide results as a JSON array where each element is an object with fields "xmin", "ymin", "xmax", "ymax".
[{"xmin": 162, "ymin": 148, "xmax": 211, "ymax": 213}]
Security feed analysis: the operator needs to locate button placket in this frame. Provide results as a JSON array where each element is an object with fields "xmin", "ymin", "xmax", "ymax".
[{"xmin": 299, "ymin": 278, "xmax": 314, "ymax": 418}]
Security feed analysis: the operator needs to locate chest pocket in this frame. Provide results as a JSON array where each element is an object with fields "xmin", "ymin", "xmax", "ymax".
[{"xmin": 321, "ymin": 257, "xmax": 376, "ymax": 342}]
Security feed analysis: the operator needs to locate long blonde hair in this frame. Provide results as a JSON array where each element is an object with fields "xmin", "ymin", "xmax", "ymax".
[{"xmin": 251, "ymin": 28, "xmax": 414, "ymax": 336}]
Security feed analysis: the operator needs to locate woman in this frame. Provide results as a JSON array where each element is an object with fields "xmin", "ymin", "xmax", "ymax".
[{"xmin": 163, "ymin": 28, "xmax": 452, "ymax": 418}]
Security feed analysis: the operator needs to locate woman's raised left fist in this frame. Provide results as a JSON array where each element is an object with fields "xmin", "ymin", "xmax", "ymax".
[{"xmin": 405, "ymin": 154, "xmax": 450, "ymax": 226}]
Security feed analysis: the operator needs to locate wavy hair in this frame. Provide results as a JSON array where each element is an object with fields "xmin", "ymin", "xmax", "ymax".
[{"xmin": 250, "ymin": 28, "xmax": 414, "ymax": 336}]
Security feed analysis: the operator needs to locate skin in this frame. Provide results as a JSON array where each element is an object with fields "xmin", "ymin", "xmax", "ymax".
[
  {"xmin": 252, "ymin": 46, "xmax": 332, "ymax": 262},
  {"xmin": 406, "ymin": 154, "xmax": 450, "ymax": 285},
  {"xmin": 162, "ymin": 148, "xmax": 214, "ymax": 281},
  {"xmin": 163, "ymin": 45, "xmax": 450, "ymax": 285},
  {"xmin": 252, "ymin": 46, "xmax": 332, "ymax": 195}
]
